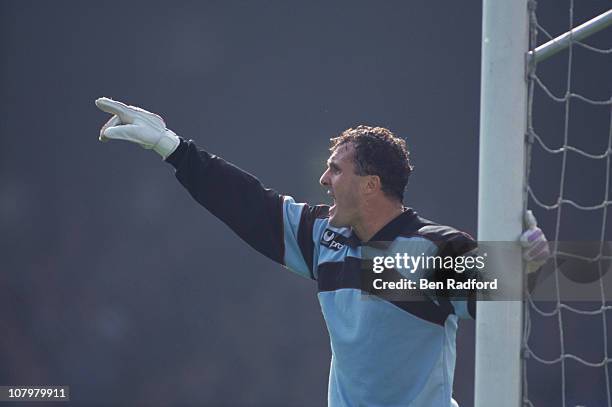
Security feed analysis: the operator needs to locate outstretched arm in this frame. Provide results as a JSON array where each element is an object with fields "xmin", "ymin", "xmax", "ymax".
[
  {"xmin": 95, "ymin": 97, "xmax": 325, "ymax": 279},
  {"xmin": 166, "ymin": 138, "xmax": 285, "ymax": 264}
]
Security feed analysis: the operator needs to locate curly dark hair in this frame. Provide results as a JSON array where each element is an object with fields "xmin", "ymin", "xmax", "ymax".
[{"xmin": 330, "ymin": 125, "xmax": 413, "ymax": 201}]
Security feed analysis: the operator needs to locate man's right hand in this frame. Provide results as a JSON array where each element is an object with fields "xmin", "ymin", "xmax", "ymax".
[{"xmin": 95, "ymin": 97, "xmax": 180, "ymax": 159}]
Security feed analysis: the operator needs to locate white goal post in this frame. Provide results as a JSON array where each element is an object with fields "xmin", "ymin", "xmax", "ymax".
[{"xmin": 475, "ymin": 1, "xmax": 529, "ymax": 406}]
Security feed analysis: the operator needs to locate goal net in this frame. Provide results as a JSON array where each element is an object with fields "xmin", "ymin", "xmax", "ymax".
[{"xmin": 523, "ymin": 1, "xmax": 612, "ymax": 406}]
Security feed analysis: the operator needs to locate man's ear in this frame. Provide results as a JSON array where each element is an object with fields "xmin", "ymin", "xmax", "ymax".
[{"xmin": 364, "ymin": 175, "xmax": 381, "ymax": 195}]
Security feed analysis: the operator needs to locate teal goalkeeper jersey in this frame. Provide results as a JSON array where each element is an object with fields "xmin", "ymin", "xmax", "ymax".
[{"xmin": 167, "ymin": 139, "xmax": 476, "ymax": 407}]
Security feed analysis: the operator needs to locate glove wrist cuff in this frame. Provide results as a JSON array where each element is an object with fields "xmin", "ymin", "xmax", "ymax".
[{"xmin": 153, "ymin": 130, "xmax": 180, "ymax": 159}]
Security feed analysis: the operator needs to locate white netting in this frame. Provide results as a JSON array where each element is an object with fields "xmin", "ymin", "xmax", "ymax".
[{"xmin": 523, "ymin": 1, "xmax": 612, "ymax": 406}]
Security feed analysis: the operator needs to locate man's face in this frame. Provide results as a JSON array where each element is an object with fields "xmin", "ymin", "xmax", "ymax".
[{"xmin": 319, "ymin": 143, "xmax": 366, "ymax": 228}]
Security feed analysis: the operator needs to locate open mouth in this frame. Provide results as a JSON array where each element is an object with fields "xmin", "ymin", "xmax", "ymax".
[
  {"xmin": 327, "ymin": 191, "xmax": 336, "ymax": 216},
  {"xmin": 327, "ymin": 190, "xmax": 336, "ymax": 213}
]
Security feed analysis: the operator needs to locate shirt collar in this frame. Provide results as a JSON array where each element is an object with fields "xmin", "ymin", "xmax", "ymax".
[{"xmin": 347, "ymin": 207, "xmax": 419, "ymax": 247}]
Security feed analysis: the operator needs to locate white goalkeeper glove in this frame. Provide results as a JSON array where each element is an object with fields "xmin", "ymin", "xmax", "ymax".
[
  {"xmin": 95, "ymin": 97, "xmax": 180, "ymax": 159},
  {"xmin": 520, "ymin": 210, "xmax": 551, "ymax": 274}
]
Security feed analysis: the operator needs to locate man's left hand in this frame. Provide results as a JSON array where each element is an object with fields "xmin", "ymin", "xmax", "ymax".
[{"xmin": 520, "ymin": 210, "xmax": 551, "ymax": 274}]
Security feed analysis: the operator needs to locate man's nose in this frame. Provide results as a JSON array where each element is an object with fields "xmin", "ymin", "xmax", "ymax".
[{"xmin": 319, "ymin": 169, "xmax": 330, "ymax": 187}]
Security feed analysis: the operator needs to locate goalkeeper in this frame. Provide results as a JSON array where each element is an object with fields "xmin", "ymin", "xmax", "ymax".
[{"xmin": 95, "ymin": 97, "xmax": 549, "ymax": 407}]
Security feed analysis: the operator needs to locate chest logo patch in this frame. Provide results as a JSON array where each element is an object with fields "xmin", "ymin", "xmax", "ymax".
[{"xmin": 321, "ymin": 229, "xmax": 345, "ymax": 251}]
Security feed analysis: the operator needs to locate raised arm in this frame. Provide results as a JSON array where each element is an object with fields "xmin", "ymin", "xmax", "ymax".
[
  {"xmin": 95, "ymin": 97, "xmax": 326, "ymax": 279},
  {"xmin": 166, "ymin": 139, "xmax": 285, "ymax": 262}
]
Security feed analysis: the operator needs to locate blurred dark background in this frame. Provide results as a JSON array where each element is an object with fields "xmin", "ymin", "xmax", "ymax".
[{"xmin": 0, "ymin": 1, "xmax": 610, "ymax": 406}]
